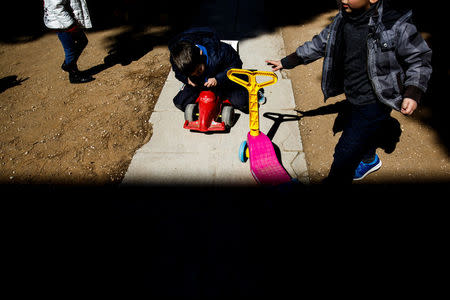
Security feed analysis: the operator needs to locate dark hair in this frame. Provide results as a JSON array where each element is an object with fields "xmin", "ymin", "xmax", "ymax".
[{"xmin": 170, "ymin": 41, "xmax": 203, "ymax": 75}]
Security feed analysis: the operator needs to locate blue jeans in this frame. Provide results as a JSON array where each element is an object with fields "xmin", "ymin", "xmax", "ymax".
[
  {"xmin": 327, "ymin": 101, "xmax": 392, "ymax": 184},
  {"xmin": 57, "ymin": 29, "xmax": 88, "ymax": 67}
]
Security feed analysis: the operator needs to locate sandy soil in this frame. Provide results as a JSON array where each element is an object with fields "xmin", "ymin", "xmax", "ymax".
[
  {"xmin": 0, "ymin": 26, "xmax": 170, "ymax": 185},
  {"xmin": 282, "ymin": 10, "xmax": 449, "ymax": 184}
]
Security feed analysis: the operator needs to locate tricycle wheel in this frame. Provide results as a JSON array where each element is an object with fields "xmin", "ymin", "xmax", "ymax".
[
  {"xmin": 239, "ymin": 140, "xmax": 248, "ymax": 163},
  {"xmin": 184, "ymin": 103, "xmax": 198, "ymax": 122},
  {"xmin": 221, "ymin": 106, "xmax": 235, "ymax": 127}
]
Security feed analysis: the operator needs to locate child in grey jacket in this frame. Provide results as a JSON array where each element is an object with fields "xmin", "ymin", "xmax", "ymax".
[{"xmin": 267, "ymin": 0, "xmax": 432, "ymax": 183}]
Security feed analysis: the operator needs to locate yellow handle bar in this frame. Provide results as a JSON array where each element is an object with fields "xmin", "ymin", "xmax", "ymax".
[
  {"xmin": 227, "ymin": 69, "xmax": 278, "ymax": 136},
  {"xmin": 226, "ymin": 69, "xmax": 278, "ymax": 93}
]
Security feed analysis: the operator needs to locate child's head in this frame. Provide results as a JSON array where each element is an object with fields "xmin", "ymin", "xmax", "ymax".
[
  {"xmin": 341, "ymin": 0, "xmax": 379, "ymax": 14},
  {"xmin": 170, "ymin": 41, "xmax": 206, "ymax": 80}
]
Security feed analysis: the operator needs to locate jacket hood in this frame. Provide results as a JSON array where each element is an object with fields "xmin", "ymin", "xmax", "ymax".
[
  {"xmin": 376, "ymin": 0, "xmax": 412, "ymax": 29},
  {"xmin": 383, "ymin": 2, "xmax": 411, "ymax": 28},
  {"xmin": 168, "ymin": 27, "xmax": 220, "ymax": 52}
]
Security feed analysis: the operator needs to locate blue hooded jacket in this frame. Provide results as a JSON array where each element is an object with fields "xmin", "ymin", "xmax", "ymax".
[{"xmin": 168, "ymin": 27, "xmax": 243, "ymax": 87}]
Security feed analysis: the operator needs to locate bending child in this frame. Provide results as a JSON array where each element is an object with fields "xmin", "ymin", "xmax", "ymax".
[
  {"xmin": 169, "ymin": 27, "xmax": 248, "ymax": 113},
  {"xmin": 266, "ymin": 0, "xmax": 432, "ymax": 183}
]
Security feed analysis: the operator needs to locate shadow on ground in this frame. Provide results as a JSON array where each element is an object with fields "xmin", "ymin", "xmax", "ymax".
[
  {"xmin": 0, "ymin": 75, "xmax": 29, "ymax": 93},
  {"xmin": 297, "ymin": 100, "xmax": 402, "ymax": 154},
  {"xmin": 2, "ymin": 182, "xmax": 448, "ymax": 282},
  {"xmin": 1, "ymin": 181, "xmax": 448, "ymax": 297}
]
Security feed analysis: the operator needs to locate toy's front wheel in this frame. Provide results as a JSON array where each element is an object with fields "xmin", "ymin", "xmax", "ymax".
[
  {"xmin": 184, "ymin": 103, "xmax": 198, "ymax": 122},
  {"xmin": 221, "ymin": 106, "xmax": 235, "ymax": 127},
  {"xmin": 239, "ymin": 140, "xmax": 248, "ymax": 163}
]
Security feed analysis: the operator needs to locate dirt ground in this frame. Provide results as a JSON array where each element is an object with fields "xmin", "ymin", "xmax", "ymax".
[
  {"xmin": 0, "ymin": 10, "xmax": 448, "ymax": 187},
  {"xmin": 0, "ymin": 26, "xmax": 171, "ymax": 185}
]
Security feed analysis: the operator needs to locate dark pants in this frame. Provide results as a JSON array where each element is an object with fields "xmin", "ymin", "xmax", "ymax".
[
  {"xmin": 326, "ymin": 101, "xmax": 392, "ymax": 184},
  {"xmin": 173, "ymin": 81, "xmax": 249, "ymax": 113},
  {"xmin": 57, "ymin": 29, "xmax": 88, "ymax": 67}
]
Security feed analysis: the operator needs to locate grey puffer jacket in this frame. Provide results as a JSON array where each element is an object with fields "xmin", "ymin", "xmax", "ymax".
[
  {"xmin": 43, "ymin": 0, "xmax": 92, "ymax": 30},
  {"xmin": 281, "ymin": 1, "xmax": 432, "ymax": 111}
]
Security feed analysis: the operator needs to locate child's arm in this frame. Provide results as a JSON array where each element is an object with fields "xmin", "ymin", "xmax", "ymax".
[
  {"xmin": 266, "ymin": 23, "xmax": 332, "ymax": 71},
  {"xmin": 396, "ymin": 22, "xmax": 432, "ymax": 108},
  {"xmin": 204, "ymin": 78, "xmax": 217, "ymax": 88},
  {"xmin": 266, "ymin": 60, "xmax": 283, "ymax": 72},
  {"xmin": 401, "ymin": 98, "xmax": 417, "ymax": 115},
  {"xmin": 214, "ymin": 43, "xmax": 243, "ymax": 86}
]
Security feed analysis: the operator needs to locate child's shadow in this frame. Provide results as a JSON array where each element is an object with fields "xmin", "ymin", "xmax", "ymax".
[
  {"xmin": 83, "ymin": 26, "xmax": 170, "ymax": 77},
  {"xmin": 296, "ymin": 100, "xmax": 401, "ymax": 154},
  {"xmin": 0, "ymin": 75, "xmax": 28, "ymax": 93}
]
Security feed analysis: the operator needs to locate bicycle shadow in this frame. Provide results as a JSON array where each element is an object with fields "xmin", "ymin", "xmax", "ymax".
[
  {"xmin": 263, "ymin": 112, "xmax": 301, "ymax": 141},
  {"xmin": 261, "ymin": 112, "xmax": 302, "ymax": 184}
]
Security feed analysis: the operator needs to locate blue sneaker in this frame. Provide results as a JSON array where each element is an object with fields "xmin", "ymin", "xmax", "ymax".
[{"xmin": 353, "ymin": 154, "xmax": 382, "ymax": 181}]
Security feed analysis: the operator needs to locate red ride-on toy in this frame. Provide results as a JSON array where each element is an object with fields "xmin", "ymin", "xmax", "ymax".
[{"xmin": 183, "ymin": 90, "xmax": 235, "ymax": 133}]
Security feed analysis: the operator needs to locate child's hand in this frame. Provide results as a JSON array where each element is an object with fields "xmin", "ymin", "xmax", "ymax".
[
  {"xmin": 188, "ymin": 77, "xmax": 196, "ymax": 87},
  {"xmin": 204, "ymin": 78, "xmax": 217, "ymax": 88},
  {"xmin": 265, "ymin": 60, "xmax": 283, "ymax": 72},
  {"xmin": 401, "ymin": 98, "xmax": 417, "ymax": 115}
]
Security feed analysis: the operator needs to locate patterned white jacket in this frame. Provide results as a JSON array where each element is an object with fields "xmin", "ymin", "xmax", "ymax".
[{"xmin": 43, "ymin": 0, "xmax": 92, "ymax": 30}]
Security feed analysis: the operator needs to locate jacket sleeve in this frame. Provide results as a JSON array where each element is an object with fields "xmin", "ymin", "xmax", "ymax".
[
  {"xmin": 396, "ymin": 22, "xmax": 432, "ymax": 102},
  {"xmin": 43, "ymin": 0, "xmax": 75, "ymax": 29},
  {"xmin": 281, "ymin": 24, "xmax": 331, "ymax": 69},
  {"xmin": 214, "ymin": 43, "xmax": 243, "ymax": 85}
]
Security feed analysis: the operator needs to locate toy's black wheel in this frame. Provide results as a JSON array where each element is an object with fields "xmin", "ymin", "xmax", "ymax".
[
  {"xmin": 221, "ymin": 106, "xmax": 235, "ymax": 127},
  {"xmin": 184, "ymin": 104, "xmax": 198, "ymax": 122}
]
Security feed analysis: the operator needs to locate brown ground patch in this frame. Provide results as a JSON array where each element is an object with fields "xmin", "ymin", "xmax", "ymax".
[{"xmin": 0, "ymin": 26, "xmax": 170, "ymax": 185}]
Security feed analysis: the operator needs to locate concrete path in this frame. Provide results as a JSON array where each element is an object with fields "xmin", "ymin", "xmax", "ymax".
[{"xmin": 121, "ymin": 2, "xmax": 309, "ymax": 186}]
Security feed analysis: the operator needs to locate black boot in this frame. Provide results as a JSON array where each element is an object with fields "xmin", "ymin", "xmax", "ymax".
[
  {"xmin": 68, "ymin": 70, "xmax": 94, "ymax": 84},
  {"xmin": 61, "ymin": 61, "xmax": 77, "ymax": 72},
  {"xmin": 61, "ymin": 62, "xmax": 70, "ymax": 72},
  {"xmin": 62, "ymin": 62, "xmax": 94, "ymax": 84}
]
